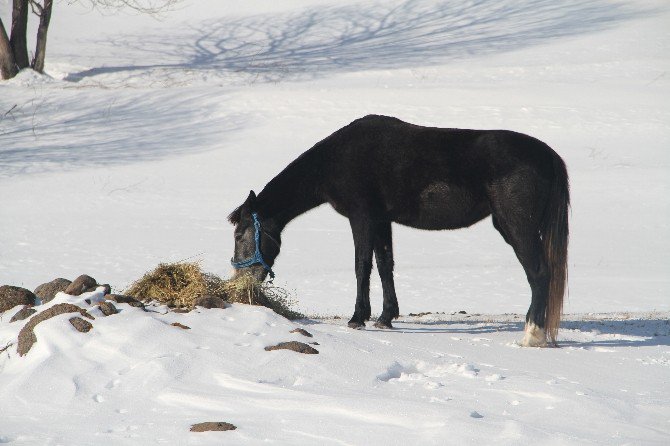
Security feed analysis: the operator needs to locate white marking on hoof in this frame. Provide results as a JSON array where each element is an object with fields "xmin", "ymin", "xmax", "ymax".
[{"xmin": 521, "ymin": 323, "xmax": 548, "ymax": 347}]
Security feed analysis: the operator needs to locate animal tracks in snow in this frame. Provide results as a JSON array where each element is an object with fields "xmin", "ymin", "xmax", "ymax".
[
  {"xmin": 377, "ymin": 359, "xmax": 512, "ymax": 421},
  {"xmin": 377, "ymin": 359, "xmax": 498, "ymax": 385},
  {"xmin": 485, "ymin": 373, "xmax": 504, "ymax": 382},
  {"xmin": 105, "ymin": 378, "xmax": 121, "ymax": 389}
]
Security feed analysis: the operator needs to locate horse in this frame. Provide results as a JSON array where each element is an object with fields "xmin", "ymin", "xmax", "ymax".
[{"xmin": 228, "ymin": 115, "xmax": 569, "ymax": 347}]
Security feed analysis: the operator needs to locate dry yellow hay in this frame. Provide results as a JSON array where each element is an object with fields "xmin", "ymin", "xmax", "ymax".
[{"xmin": 125, "ymin": 262, "xmax": 302, "ymax": 319}]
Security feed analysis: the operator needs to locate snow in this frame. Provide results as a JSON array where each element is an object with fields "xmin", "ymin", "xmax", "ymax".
[
  {"xmin": 1, "ymin": 292, "xmax": 669, "ymax": 444},
  {"xmin": 1, "ymin": 0, "xmax": 669, "ymax": 444}
]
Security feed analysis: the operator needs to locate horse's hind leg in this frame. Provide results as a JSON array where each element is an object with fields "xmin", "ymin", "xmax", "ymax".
[
  {"xmin": 492, "ymin": 215, "xmax": 550, "ymax": 347},
  {"xmin": 347, "ymin": 214, "xmax": 373, "ymax": 329},
  {"xmin": 372, "ymin": 219, "xmax": 399, "ymax": 329}
]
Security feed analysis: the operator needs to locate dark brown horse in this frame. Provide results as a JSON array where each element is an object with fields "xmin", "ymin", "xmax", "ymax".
[{"xmin": 229, "ymin": 115, "xmax": 569, "ymax": 346}]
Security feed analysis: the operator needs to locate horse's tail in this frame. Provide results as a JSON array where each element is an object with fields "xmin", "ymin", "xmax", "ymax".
[{"xmin": 542, "ymin": 153, "xmax": 570, "ymax": 344}]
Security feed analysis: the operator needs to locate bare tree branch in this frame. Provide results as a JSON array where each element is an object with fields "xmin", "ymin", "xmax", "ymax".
[
  {"xmin": 2, "ymin": 104, "xmax": 18, "ymax": 121},
  {"xmin": 0, "ymin": 0, "xmax": 183, "ymax": 80},
  {"xmin": 29, "ymin": 0, "xmax": 44, "ymax": 15},
  {"xmin": 82, "ymin": 0, "xmax": 182, "ymax": 15}
]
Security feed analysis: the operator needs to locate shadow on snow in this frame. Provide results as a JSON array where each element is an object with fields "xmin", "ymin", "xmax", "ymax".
[
  {"xmin": 365, "ymin": 317, "xmax": 670, "ymax": 348},
  {"xmin": 3, "ymin": 0, "xmax": 651, "ymax": 176},
  {"xmin": 65, "ymin": 0, "xmax": 650, "ymax": 83},
  {"xmin": 0, "ymin": 91, "xmax": 249, "ymax": 177}
]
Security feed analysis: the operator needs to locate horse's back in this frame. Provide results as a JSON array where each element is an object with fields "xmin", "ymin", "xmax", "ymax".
[
  {"xmin": 319, "ymin": 115, "xmax": 561, "ymax": 230},
  {"xmin": 342, "ymin": 114, "xmax": 556, "ymax": 172}
]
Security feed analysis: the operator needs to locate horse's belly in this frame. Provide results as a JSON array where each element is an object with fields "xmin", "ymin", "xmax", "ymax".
[{"xmin": 392, "ymin": 182, "xmax": 490, "ymax": 230}]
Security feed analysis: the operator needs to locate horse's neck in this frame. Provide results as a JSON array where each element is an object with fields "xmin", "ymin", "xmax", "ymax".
[{"xmin": 257, "ymin": 151, "xmax": 325, "ymax": 231}]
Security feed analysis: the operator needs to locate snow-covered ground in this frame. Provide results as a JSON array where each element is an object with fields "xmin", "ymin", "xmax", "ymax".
[
  {"xmin": 1, "ymin": 0, "xmax": 669, "ymax": 444},
  {"xmin": 2, "ymin": 291, "xmax": 669, "ymax": 445}
]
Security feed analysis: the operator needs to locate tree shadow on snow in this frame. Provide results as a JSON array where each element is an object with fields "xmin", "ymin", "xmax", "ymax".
[
  {"xmin": 0, "ymin": 91, "xmax": 249, "ymax": 177},
  {"xmin": 65, "ymin": 0, "xmax": 651, "ymax": 83}
]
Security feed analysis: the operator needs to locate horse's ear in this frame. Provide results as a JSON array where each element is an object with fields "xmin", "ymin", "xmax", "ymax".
[
  {"xmin": 246, "ymin": 190, "xmax": 257, "ymax": 212},
  {"xmin": 247, "ymin": 190, "xmax": 257, "ymax": 204}
]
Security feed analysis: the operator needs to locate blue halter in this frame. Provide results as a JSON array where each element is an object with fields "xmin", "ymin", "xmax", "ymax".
[{"xmin": 230, "ymin": 212, "xmax": 276, "ymax": 279}]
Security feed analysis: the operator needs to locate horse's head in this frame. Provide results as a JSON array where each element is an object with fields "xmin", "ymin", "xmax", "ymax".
[{"xmin": 228, "ymin": 190, "xmax": 281, "ymax": 282}]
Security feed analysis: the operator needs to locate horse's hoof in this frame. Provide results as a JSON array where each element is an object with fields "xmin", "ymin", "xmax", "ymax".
[
  {"xmin": 373, "ymin": 320, "xmax": 393, "ymax": 329},
  {"xmin": 348, "ymin": 321, "xmax": 365, "ymax": 330},
  {"xmin": 520, "ymin": 323, "xmax": 548, "ymax": 347}
]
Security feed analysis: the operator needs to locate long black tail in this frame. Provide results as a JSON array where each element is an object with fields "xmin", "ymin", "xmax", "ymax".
[{"xmin": 542, "ymin": 153, "xmax": 570, "ymax": 344}]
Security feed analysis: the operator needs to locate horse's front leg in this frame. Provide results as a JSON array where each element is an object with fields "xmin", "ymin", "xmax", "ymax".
[
  {"xmin": 373, "ymin": 219, "xmax": 399, "ymax": 329},
  {"xmin": 348, "ymin": 215, "xmax": 373, "ymax": 329}
]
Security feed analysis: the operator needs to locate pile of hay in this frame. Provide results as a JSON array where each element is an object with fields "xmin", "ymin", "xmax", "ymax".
[{"xmin": 125, "ymin": 262, "xmax": 302, "ymax": 319}]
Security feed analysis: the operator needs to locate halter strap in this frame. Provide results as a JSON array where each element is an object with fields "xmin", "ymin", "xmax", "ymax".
[{"xmin": 230, "ymin": 212, "xmax": 276, "ymax": 279}]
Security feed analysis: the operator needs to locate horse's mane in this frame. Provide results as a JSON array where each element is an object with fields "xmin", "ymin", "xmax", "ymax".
[{"xmin": 227, "ymin": 206, "xmax": 242, "ymax": 225}]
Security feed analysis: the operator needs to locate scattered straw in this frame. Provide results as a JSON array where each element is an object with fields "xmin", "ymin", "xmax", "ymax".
[
  {"xmin": 222, "ymin": 274, "xmax": 303, "ymax": 320},
  {"xmin": 125, "ymin": 262, "xmax": 303, "ymax": 319}
]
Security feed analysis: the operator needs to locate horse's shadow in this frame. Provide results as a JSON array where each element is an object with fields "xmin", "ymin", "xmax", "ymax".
[
  {"xmin": 558, "ymin": 319, "xmax": 670, "ymax": 348},
  {"xmin": 65, "ymin": 0, "xmax": 650, "ymax": 83},
  {"xmin": 325, "ymin": 317, "xmax": 670, "ymax": 348}
]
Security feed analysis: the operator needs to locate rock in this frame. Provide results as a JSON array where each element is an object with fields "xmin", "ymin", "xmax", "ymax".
[
  {"xmin": 34, "ymin": 278, "xmax": 72, "ymax": 304},
  {"xmin": 0, "ymin": 285, "xmax": 36, "ymax": 313},
  {"xmin": 171, "ymin": 322, "xmax": 191, "ymax": 330},
  {"xmin": 69, "ymin": 317, "xmax": 93, "ymax": 333},
  {"xmin": 194, "ymin": 295, "xmax": 227, "ymax": 309},
  {"xmin": 106, "ymin": 294, "xmax": 145, "ymax": 308},
  {"xmin": 290, "ymin": 328, "xmax": 313, "ymax": 338},
  {"xmin": 10, "ymin": 306, "xmax": 36, "ymax": 323},
  {"xmin": 17, "ymin": 303, "xmax": 94, "ymax": 356},
  {"xmin": 264, "ymin": 341, "xmax": 319, "ymax": 354},
  {"xmin": 190, "ymin": 422, "xmax": 237, "ymax": 432},
  {"xmin": 64, "ymin": 275, "xmax": 98, "ymax": 296},
  {"xmin": 409, "ymin": 311, "xmax": 432, "ymax": 317},
  {"xmin": 98, "ymin": 301, "xmax": 118, "ymax": 316}
]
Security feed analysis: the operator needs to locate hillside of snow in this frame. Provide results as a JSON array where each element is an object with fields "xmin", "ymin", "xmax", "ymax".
[{"xmin": 1, "ymin": 0, "xmax": 669, "ymax": 444}]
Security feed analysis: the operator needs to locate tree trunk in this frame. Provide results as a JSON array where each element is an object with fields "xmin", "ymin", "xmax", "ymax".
[
  {"xmin": 31, "ymin": 0, "xmax": 53, "ymax": 73},
  {"xmin": 0, "ymin": 18, "xmax": 18, "ymax": 79},
  {"xmin": 10, "ymin": 0, "xmax": 29, "ymax": 69}
]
